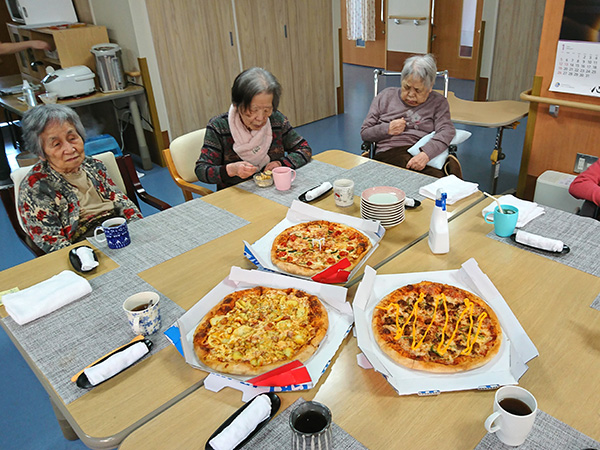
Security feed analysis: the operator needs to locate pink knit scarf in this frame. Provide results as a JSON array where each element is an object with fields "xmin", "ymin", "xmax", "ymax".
[{"xmin": 228, "ymin": 104, "xmax": 272, "ymax": 169}]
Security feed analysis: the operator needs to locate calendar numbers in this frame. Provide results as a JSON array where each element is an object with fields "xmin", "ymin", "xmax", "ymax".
[{"xmin": 551, "ymin": 41, "xmax": 600, "ymax": 97}]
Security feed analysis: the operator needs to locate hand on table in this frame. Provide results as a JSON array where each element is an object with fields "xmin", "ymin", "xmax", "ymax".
[
  {"xmin": 226, "ymin": 161, "xmax": 257, "ymax": 179},
  {"xmin": 264, "ymin": 161, "xmax": 282, "ymax": 172},
  {"xmin": 30, "ymin": 40, "xmax": 52, "ymax": 51},
  {"xmin": 406, "ymin": 152, "xmax": 429, "ymax": 172},
  {"xmin": 388, "ymin": 118, "xmax": 406, "ymax": 135}
]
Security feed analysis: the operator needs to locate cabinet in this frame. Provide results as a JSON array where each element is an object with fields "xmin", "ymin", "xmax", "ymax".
[
  {"xmin": 145, "ymin": 0, "xmax": 336, "ymax": 139},
  {"xmin": 6, "ymin": 23, "xmax": 109, "ymax": 82}
]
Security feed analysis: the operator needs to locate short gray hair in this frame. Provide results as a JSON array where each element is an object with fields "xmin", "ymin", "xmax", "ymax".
[
  {"xmin": 231, "ymin": 67, "xmax": 282, "ymax": 112},
  {"xmin": 21, "ymin": 104, "xmax": 86, "ymax": 158},
  {"xmin": 401, "ymin": 54, "xmax": 438, "ymax": 89}
]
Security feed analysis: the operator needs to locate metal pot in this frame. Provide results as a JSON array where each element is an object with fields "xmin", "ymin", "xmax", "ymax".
[{"xmin": 91, "ymin": 43, "xmax": 126, "ymax": 92}]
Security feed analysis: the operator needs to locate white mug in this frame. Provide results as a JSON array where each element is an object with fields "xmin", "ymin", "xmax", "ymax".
[
  {"xmin": 484, "ymin": 386, "xmax": 537, "ymax": 446},
  {"xmin": 123, "ymin": 292, "xmax": 161, "ymax": 336},
  {"xmin": 333, "ymin": 179, "xmax": 354, "ymax": 207}
]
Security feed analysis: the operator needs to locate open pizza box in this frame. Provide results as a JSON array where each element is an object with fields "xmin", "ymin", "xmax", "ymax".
[
  {"xmin": 244, "ymin": 200, "xmax": 385, "ymax": 284},
  {"xmin": 176, "ymin": 266, "xmax": 354, "ymax": 401},
  {"xmin": 353, "ymin": 258, "xmax": 539, "ymax": 396}
]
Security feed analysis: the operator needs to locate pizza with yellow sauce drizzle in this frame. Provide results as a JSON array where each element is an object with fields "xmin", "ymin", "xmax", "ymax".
[
  {"xmin": 193, "ymin": 286, "xmax": 328, "ymax": 376},
  {"xmin": 371, "ymin": 281, "xmax": 502, "ymax": 373}
]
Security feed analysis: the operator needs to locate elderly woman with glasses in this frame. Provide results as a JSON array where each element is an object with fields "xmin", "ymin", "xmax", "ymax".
[
  {"xmin": 360, "ymin": 53, "xmax": 456, "ymax": 177},
  {"xmin": 18, "ymin": 104, "xmax": 142, "ymax": 254},
  {"xmin": 195, "ymin": 67, "xmax": 312, "ymax": 190}
]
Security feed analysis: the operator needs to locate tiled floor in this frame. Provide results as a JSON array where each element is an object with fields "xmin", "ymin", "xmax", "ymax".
[{"xmin": 0, "ymin": 63, "xmax": 527, "ymax": 449}]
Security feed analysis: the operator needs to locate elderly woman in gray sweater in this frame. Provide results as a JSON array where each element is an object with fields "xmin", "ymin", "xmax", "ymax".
[{"xmin": 360, "ymin": 53, "xmax": 456, "ymax": 178}]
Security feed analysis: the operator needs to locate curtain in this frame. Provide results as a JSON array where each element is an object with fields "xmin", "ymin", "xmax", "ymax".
[{"xmin": 346, "ymin": 0, "xmax": 376, "ymax": 41}]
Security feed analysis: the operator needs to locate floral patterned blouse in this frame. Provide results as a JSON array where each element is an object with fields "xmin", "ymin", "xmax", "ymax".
[{"xmin": 18, "ymin": 157, "xmax": 142, "ymax": 253}]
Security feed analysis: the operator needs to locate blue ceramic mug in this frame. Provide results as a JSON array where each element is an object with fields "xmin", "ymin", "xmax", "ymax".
[
  {"xmin": 94, "ymin": 217, "xmax": 131, "ymax": 249},
  {"xmin": 484, "ymin": 205, "xmax": 519, "ymax": 237}
]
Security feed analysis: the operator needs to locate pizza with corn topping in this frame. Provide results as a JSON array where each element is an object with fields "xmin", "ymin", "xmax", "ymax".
[
  {"xmin": 372, "ymin": 281, "xmax": 502, "ymax": 373},
  {"xmin": 271, "ymin": 220, "xmax": 372, "ymax": 277},
  {"xmin": 193, "ymin": 286, "xmax": 328, "ymax": 376}
]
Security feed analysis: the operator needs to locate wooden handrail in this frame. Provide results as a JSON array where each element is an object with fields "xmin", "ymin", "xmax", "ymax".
[{"xmin": 520, "ymin": 89, "xmax": 600, "ymax": 113}]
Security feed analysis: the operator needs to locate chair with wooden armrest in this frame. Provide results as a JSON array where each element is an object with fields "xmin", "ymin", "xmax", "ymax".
[
  {"xmin": 0, "ymin": 151, "xmax": 170, "ymax": 257},
  {"xmin": 164, "ymin": 128, "xmax": 214, "ymax": 202},
  {"xmin": 578, "ymin": 200, "xmax": 600, "ymax": 220}
]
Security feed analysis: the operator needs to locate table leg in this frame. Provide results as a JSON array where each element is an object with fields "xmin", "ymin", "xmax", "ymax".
[
  {"xmin": 49, "ymin": 396, "xmax": 79, "ymax": 441},
  {"xmin": 128, "ymin": 95, "xmax": 153, "ymax": 171}
]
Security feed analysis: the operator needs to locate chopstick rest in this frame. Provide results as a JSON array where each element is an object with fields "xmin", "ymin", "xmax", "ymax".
[
  {"xmin": 73, "ymin": 336, "xmax": 152, "ymax": 388},
  {"xmin": 515, "ymin": 230, "xmax": 564, "ymax": 252},
  {"xmin": 208, "ymin": 394, "xmax": 272, "ymax": 450},
  {"xmin": 305, "ymin": 181, "xmax": 332, "ymax": 201}
]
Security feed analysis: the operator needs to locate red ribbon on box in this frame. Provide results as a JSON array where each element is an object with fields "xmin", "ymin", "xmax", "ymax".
[
  {"xmin": 311, "ymin": 258, "xmax": 351, "ymax": 284},
  {"xmin": 247, "ymin": 360, "xmax": 311, "ymax": 387}
]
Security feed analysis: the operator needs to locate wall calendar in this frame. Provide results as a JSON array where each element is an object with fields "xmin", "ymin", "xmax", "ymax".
[{"xmin": 550, "ymin": 40, "xmax": 600, "ymax": 97}]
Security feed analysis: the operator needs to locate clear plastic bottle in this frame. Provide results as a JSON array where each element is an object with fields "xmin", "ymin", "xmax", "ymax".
[
  {"xmin": 22, "ymin": 80, "xmax": 37, "ymax": 109},
  {"xmin": 428, "ymin": 188, "xmax": 449, "ymax": 254}
]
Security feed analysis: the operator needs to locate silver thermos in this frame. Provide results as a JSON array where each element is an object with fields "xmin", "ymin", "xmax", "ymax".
[{"xmin": 90, "ymin": 43, "xmax": 126, "ymax": 92}]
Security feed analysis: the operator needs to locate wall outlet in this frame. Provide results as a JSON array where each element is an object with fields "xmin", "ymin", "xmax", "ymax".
[{"xmin": 574, "ymin": 153, "xmax": 599, "ymax": 173}]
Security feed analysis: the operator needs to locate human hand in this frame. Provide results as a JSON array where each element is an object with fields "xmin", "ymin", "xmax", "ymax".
[
  {"xmin": 406, "ymin": 152, "xmax": 429, "ymax": 172},
  {"xmin": 388, "ymin": 118, "xmax": 406, "ymax": 135},
  {"xmin": 226, "ymin": 161, "xmax": 258, "ymax": 179},
  {"xmin": 264, "ymin": 160, "xmax": 282, "ymax": 171},
  {"xmin": 29, "ymin": 40, "xmax": 51, "ymax": 51}
]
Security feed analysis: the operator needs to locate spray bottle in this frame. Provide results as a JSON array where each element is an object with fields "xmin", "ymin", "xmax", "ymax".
[
  {"xmin": 428, "ymin": 188, "xmax": 449, "ymax": 254},
  {"xmin": 22, "ymin": 80, "xmax": 37, "ymax": 109}
]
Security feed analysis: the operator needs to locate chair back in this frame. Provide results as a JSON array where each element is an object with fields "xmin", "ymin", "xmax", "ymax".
[
  {"xmin": 93, "ymin": 151, "xmax": 127, "ymax": 194},
  {"xmin": 169, "ymin": 128, "xmax": 206, "ymax": 183},
  {"xmin": 373, "ymin": 69, "xmax": 449, "ymax": 98},
  {"xmin": 10, "ymin": 165, "xmax": 34, "ymax": 232}
]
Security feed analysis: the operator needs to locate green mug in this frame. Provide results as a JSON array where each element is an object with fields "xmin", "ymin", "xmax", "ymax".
[{"xmin": 484, "ymin": 205, "xmax": 519, "ymax": 237}]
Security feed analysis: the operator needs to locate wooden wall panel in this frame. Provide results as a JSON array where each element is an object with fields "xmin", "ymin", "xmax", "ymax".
[
  {"xmin": 524, "ymin": 0, "xmax": 600, "ymax": 193},
  {"xmin": 340, "ymin": 0, "xmax": 386, "ymax": 68}
]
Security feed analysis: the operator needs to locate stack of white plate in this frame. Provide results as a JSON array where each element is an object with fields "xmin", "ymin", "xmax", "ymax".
[{"xmin": 360, "ymin": 186, "xmax": 405, "ymax": 227}]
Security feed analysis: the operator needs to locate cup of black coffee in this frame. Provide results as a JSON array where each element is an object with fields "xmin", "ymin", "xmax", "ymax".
[
  {"xmin": 484, "ymin": 386, "xmax": 537, "ymax": 446},
  {"xmin": 289, "ymin": 401, "xmax": 332, "ymax": 450}
]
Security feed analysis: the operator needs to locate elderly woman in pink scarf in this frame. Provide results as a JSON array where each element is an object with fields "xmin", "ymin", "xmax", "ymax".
[{"xmin": 195, "ymin": 67, "xmax": 312, "ymax": 190}]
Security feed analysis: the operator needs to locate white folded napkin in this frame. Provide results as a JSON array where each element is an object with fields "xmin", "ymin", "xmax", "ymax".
[
  {"xmin": 305, "ymin": 181, "xmax": 332, "ymax": 201},
  {"xmin": 405, "ymin": 197, "xmax": 415, "ymax": 208},
  {"xmin": 76, "ymin": 246, "xmax": 99, "ymax": 271},
  {"xmin": 209, "ymin": 394, "xmax": 272, "ymax": 450},
  {"xmin": 2, "ymin": 270, "xmax": 92, "ymax": 325},
  {"xmin": 418, "ymin": 175, "xmax": 479, "ymax": 205},
  {"xmin": 84, "ymin": 341, "xmax": 149, "ymax": 386},
  {"xmin": 515, "ymin": 230, "xmax": 564, "ymax": 252},
  {"xmin": 481, "ymin": 195, "xmax": 545, "ymax": 228}
]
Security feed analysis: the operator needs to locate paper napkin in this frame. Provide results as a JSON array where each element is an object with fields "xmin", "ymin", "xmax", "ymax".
[
  {"xmin": 3, "ymin": 270, "xmax": 92, "ymax": 325},
  {"xmin": 419, "ymin": 175, "xmax": 479, "ymax": 204},
  {"xmin": 481, "ymin": 195, "xmax": 545, "ymax": 228}
]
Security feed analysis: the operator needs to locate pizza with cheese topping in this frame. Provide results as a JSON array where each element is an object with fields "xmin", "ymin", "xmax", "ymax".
[
  {"xmin": 372, "ymin": 281, "xmax": 502, "ymax": 373},
  {"xmin": 271, "ymin": 220, "xmax": 372, "ymax": 277},
  {"xmin": 193, "ymin": 286, "xmax": 328, "ymax": 376}
]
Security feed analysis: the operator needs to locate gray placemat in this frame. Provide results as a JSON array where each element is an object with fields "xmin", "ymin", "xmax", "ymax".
[
  {"xmin": 89, "ymin": 199, "xmax": 249, "ymax": 273},
  {"xmin": 475, "ymin": 409, "xmax": 599, "ymax": 449},
  {"xmin": 487, "ymin": 206, "xmax": 600, "ymax": 277},
  {"xmin": 2, "ymin": 267, "xmax": 185, "ymax": 405},
  {"xmin": 243, "ymin": 398, "xmax": 368, "ymax": 450},
  {"xmin": 339, "ymin": 160, "xmax": 434, "ymax": 200},
  {"xmin": 592, "ymin": 293, "xmax": 600, "ymax": 311},
  {"xmin": 237, "ymin": 160, "xmax": 347, "ymax": 207}
]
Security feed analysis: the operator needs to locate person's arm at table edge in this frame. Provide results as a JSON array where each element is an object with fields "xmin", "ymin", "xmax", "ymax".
[
  {"xmin": 569, "ymin": 159, "xmax": 600, "ymax": 206},
  {"xmin": 195, "ymin": 121, "xmax": 240, "ymax": 187},
  {"xmin": 0, "ymin": 40, "xmax": 51, "ymax": 55}
]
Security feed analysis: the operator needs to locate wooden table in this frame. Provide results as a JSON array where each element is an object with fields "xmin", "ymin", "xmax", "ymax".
[
  {"xmin": 0, "ymin": 151, "xmax": 483, "ymax": 449},
  {"xmin": 120, "ymin": 204, "xmax": 600, "ymax": 449}
]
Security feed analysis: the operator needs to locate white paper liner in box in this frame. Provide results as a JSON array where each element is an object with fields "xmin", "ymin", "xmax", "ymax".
[
  {"xmin": 177, "ymin": 266, "xmax": 354, "ymax": 397},
  {"xmin": 353, "ymin": 260, "xmax": 538, "ymax": 396},
  {"xmin": 244, "ymin": 200, "xmax": 384, "ymax": 280}
]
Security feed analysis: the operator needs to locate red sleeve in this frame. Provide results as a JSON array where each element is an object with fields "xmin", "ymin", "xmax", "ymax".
[{"xmin": 569, "ymin": 160, "xmax": 600, "ymax": 206}]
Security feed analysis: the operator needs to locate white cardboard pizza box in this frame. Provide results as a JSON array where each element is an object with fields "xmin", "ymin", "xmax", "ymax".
[
  {"xmin": 177, "ymin": 266, "xmax": 354, "ymax": 400},
  {"xmin": 244, "ymin": 200, "xmax": 384, "ymax": 281},
  {"xmin": 353, "ymin": 258, "xmax": 538, "ymax": 396}
]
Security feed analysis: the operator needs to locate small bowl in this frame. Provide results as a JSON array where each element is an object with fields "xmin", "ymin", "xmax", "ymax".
[
  {"xmin": 253, "ymin": 171, "xmax": 273, "ymax": 187},
  {"xmin": 39, "ymin": 92, "xmax": 58, "ymax": 104}
]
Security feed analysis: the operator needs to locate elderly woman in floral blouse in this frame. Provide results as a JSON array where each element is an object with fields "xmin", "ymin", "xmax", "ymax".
[
  {"xmin": 195, "ymin": 67, "xmax": 312, "ymax": 190},
  {"xmin": 18, "ymin": 104, "xmax": 141, "ymax": 253}
]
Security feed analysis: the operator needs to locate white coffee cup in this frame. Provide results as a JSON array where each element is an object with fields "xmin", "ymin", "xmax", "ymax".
[
  {"xmin": 333, "ymin": 179, "xmax": 354, "ymax": 207},
  {"xmin": 123, "ymin": 292, "xmax": 161, "ymax": 336},
  {"xmin": 484, "ymin": 386, "xmax": 537, "ymax": 446}
]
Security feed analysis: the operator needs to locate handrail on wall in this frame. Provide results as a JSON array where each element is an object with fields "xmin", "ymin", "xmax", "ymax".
[
  {"xmin": 388, "ymin": 15, "xmax": 428, "ymax": 21},
  {"xmin": 520, "ymin": 89, "xmax": 600, "ymax": 113}
]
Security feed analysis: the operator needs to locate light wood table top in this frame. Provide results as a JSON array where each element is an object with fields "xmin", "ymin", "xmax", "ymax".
[
  {"xmin": 120, "ymin": 204, "xmax": 600, "ymax": 450},
  {"xmin": 442, "ymin": 91, "xmax": 529, "ymax": 128},
  {"xmin": 0, "ymin": 150, "xmax": 482, "ymax": 449}
]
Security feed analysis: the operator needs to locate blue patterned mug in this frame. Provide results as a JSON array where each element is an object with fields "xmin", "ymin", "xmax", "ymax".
[
  {"xmin": 123, "ymin": 292, "xmax": 161, "ymax": 336},
  {"xmin": 94, "ymin": 217, "xmax": 131, "ymax": 249}
]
